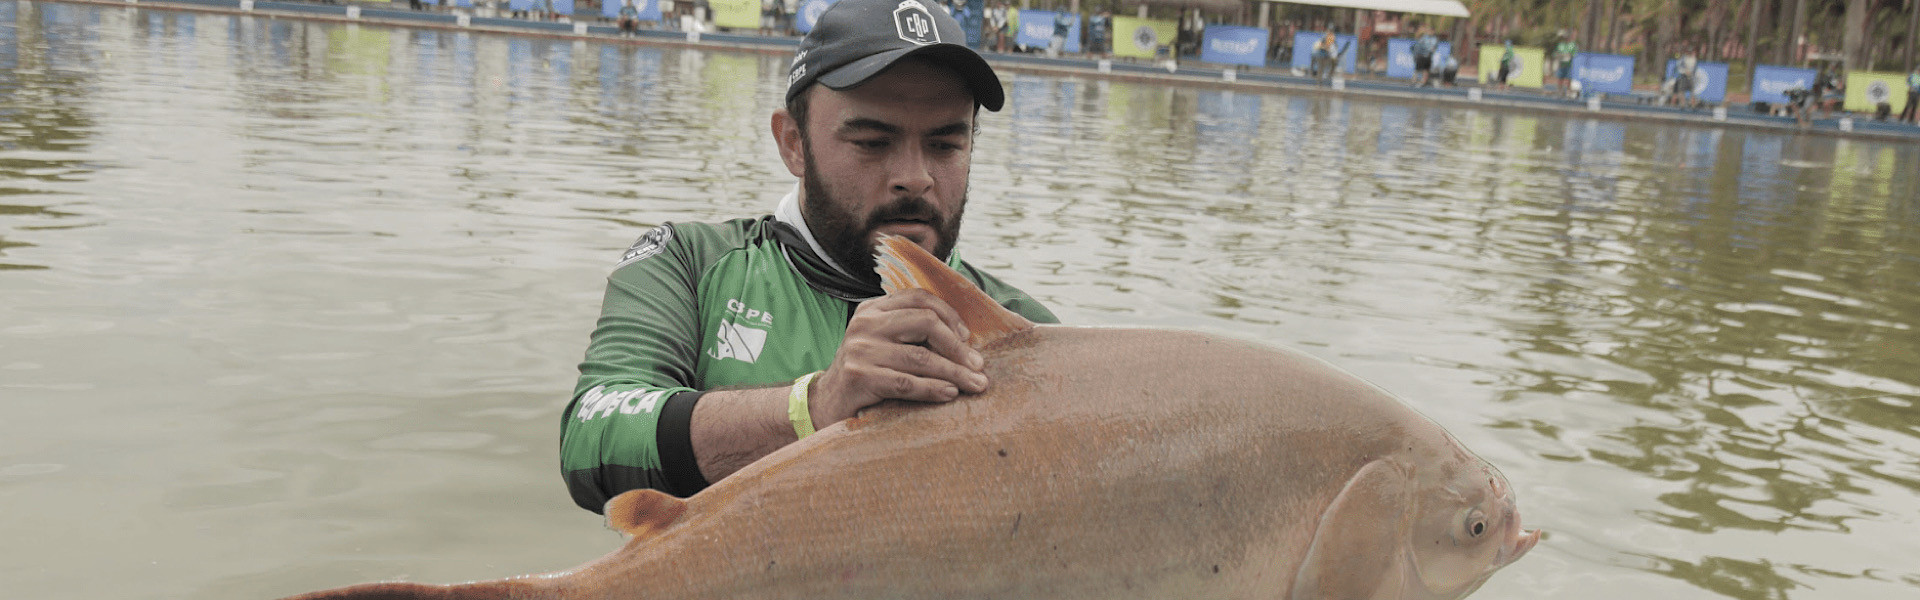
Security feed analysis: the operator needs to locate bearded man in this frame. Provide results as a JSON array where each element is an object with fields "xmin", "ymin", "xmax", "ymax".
[{"xmin": 560, "ymin": 0, "xmax": 1056, "ymax": 513}]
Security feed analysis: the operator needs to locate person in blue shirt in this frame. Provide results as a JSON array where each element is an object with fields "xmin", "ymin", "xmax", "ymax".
[
  {"xmin": 1049, "ymin": 12, "xmax": 1074, "ymax": 58},
  {"xmin": 617, "ymin": 0, "xmax": 641, "ymax": 35},
  {"xmin": 1411, "ymin": 25, "xmax": 1437, "ymax": 87}
]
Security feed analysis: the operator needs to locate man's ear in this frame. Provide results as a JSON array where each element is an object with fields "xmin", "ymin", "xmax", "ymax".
[{"xmin": 772, "ymin": 108, "xmax": 806, "ymax": 179}]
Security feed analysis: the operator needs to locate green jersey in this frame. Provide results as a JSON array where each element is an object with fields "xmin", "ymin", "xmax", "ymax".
[{"xmin": 562, "ymin": 209, "xmax": 1056, "ymax": 513}]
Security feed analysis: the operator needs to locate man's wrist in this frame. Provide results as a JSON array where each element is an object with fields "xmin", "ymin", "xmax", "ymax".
[{"xmin": 788, "ymin": 371, "xmax": 823, "ymax": 439}]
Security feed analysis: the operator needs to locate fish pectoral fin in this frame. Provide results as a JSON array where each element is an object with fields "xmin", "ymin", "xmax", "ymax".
[
  {"xmin": 604, "ymin": 489, "xmax": 688, "ymax": 540},
  {"xmin": 873, "ymin": 234, "xmax": 1034, "ymax": 348},
  {"xmin": 1290, "ymin": 459, "xmax": 1416, "ymax": 600}
]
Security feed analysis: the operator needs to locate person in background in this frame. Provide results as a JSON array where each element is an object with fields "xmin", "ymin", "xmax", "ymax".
[
  {"xmin": 1553, "ymin": 30, "xmax": 1577, "ymax": 96},
  {"xmin": 1048, "ymin": 11, "xmax": 1072, "ymax": 58},
  {"xmin": 1088, "ymin": 8, "xmax": 1111, "ymax": 57},
  {"xmin": 1312, "ymin": 32, "xmax": 1336, "ymax": 81},
  {"xmin": 1411, "ymin": 24, "xmax": 1437, "ymax": 88},
  {"xmin": 1678, "ymin": 49, "xmax": 1699, "ymax": 107},
  {"xmin": 1497, "ymin": 39, "xmax": 1516, "ymax": 91},
  {"xmin": 985, "ymin": 1, "xmax": 1008, "ymax": 53},
  {"xmin": 1433, "ymin": 50, "xmax": 1458, "ymax": 87},
  {"xmin": 559, "ymin": 0, "xmax": 1057, "ymax": 513},
  {"xmin": 617, "ymin": 0, "xmax": 642, "ymax": 35},
  {"xmin": 1902, "ymin": 66, "xmax": 1919, "ymax": 125}
]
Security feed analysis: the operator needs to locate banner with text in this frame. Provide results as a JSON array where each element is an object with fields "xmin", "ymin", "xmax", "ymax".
[
  {"xmin": 1111, "ymin": 16, "xmax": 1175, "ymax": 59},
  {"xmin": 1844, "ymin": 71, "xmax": 1910, "ymax": 113},
  {"xmin": 1013, "ymin": 10, "xmax": 1081, "ymax": 54},
  {"xmin": 709, "ymin": 0, "xmax": 760, "ymax": 30},
  {"xmin": 1385, "ymin": 38, "xmax": 1451, "ymax": 79},
  {"xmin": 1290, "ymin": 32, "xmax": 1356, "ymax": 74},
  {"xmin": 1749, "ymin": 65, "xmax": 1815, "ymax": 105},
  {"xmin": 1663, "ymin": 59, "xmax": 1728, "ymax": 103},
  {"xmin": 601, "ymin": 0, "xmax": 662, "ymax": 21},
  {"xmin": 1572, "ymin": 53, "xmax": 1635, "ymax": 95},
  {"xmin": 1200, "ymin": 26, "xmax": 1267, "ymax": 67},
  {"xmin": 1477, "ymin": 45, "xmax": 1544, "ymax": 88}
]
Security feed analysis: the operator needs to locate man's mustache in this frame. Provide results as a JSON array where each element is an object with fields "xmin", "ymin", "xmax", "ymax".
[{"xmin": 865, "ymin": 197, "xmax": 943, "ymax": 229}]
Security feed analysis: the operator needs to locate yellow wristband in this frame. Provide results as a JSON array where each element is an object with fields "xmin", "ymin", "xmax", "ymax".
[{"xmin": 788, "ymin": 371, "xmax": 822, "ymax": 440}]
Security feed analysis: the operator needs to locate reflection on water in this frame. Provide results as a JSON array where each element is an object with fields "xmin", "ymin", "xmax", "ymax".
[{"xmin": 1, "ymin": 2, "xmax": 1917, "ymax": 599}]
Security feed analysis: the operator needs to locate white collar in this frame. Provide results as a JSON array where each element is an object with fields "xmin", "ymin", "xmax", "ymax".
[{"xmin": 773, "ymin": 185, "xmax": 860, "ymax": 281}]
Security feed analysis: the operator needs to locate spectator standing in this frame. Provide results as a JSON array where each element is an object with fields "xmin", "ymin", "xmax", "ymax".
[
  {"xmin": 1903, "ymin": 66, "xmax": 1919, "ymax": 124},
  {"xmin": 1049, "ymin": 11, "xmax": 1072, "ymax": 58},
  {"xmin": 1411, "ymin": 25, "xmax": 1437, "ymax": 87},
  {"xmin": 1496, "ymin": 39, "xmax": 1516, "ymax": 90},
  {"xmin": 1553, "ymin": 30, "xmax": 1577, "ymax": 95},
  {"xmin": 1088, "ymin": 8, "xmax": 1111, "ymax": 57}
]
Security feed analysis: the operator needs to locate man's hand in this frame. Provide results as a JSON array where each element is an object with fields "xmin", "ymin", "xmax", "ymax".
[{"xmin": 808, "ymin": 289, "xmax": 989, "ymax": 426}]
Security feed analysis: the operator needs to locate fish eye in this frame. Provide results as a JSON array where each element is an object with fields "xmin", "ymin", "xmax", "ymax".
[{"xmin": 1464, "ymin": 510, "xmax": 1487, "ymax": 538}]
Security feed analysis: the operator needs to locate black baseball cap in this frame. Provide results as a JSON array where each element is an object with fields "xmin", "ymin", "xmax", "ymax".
[{"xmin": 785, "ymin": 0, "xmax": 1005, "ymax": 111}]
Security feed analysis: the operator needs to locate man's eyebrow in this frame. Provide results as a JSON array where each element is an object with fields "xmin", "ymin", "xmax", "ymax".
[
  {"xmin": 927, "ymin": 122, "xmax": 972, "ymax": 137},
  {"xmin": 833, "ymin": 119, "xmax": 972, "ymax": 138},
  {"xmin": 835, "ymin": 118, "xmax": 901, "ymax": 136}
]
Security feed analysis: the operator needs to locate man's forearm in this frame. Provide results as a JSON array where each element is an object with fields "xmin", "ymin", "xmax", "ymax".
[{"xmin": 689, "ymin": 385, "xmax": 797, "ymax": 483}]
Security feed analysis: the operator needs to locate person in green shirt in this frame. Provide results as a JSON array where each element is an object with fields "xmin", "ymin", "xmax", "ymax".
[
  {"xmin": 1902, "ymin": 67, "xmax": 1919, "ymax": 124},
  {"xmin": 561, "ymin": 0, "xmax": 1059, "ymax": 513},
  {"xmin": 1553, "ymin": 30, "xmax": 1577, "ymax": 96}
]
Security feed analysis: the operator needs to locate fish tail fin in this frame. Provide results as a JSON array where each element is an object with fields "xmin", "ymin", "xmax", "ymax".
[{"xmin": 874, "ymin": 234, "xmax": 1034, "ymax": 347}]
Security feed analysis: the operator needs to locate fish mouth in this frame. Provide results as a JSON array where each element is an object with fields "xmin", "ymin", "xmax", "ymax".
[{"xmin": 1501, "ymin": 528, "xmax": 1542, "ymax": 566}]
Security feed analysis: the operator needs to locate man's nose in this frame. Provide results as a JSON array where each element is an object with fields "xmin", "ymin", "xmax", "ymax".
[{"xmin": 888, "ymin": 145, "xmax": 935, "ymax": 197}]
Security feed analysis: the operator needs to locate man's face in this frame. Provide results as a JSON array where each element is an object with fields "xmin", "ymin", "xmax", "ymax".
[{"xmin": 777, "ymin": 58, "xmax": 976, "ymax": 284}]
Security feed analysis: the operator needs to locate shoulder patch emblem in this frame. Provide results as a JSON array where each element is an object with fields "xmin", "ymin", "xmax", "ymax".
[{"xmin": 620, "ymin": 225, "xmax": 673, "ymax": 265}]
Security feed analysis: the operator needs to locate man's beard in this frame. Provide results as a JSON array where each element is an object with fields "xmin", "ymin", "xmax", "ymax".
[{"xmin": 799, "ymin": 143, "xmax": 965, "ymax": 286}]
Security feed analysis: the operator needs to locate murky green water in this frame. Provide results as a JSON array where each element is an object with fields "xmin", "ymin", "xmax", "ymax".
[{"xmin": 2, "ymin": 2, "xmax": 1917, "ymax": 599}]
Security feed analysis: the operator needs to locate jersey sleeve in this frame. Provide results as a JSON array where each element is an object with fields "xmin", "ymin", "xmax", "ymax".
[
  {"xmin": 561, "ymin": 224, "xmax": 707, "ymax": 512},
  {"xmin": 956, "ymin": 260, "xmax": 1060, "ymax": 325}
]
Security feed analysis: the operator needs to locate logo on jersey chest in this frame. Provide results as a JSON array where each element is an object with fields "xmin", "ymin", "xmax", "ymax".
[{"xmin": 712, "ymin": 298, "xmax": 775, "ymax": 363}]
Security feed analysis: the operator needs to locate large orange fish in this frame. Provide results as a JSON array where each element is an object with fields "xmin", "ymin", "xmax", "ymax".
[{"xmin": 280, "ymin": 235, "xmax": 1539, "ymax": 600}]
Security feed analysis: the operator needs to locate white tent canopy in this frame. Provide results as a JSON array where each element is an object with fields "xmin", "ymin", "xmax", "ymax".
[{"xmin": 1259, "ymin": 0, "xmax": 1471, "ymax": 18}]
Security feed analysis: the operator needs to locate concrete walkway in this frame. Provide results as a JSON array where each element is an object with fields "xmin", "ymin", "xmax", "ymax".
[{"xmin": 42, "ymin": 0, "xmax": 1920, "ymax": 143}]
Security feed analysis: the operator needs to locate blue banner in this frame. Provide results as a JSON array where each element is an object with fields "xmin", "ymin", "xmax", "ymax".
[
  {"xmin": 1750, "ymin": 65, "xmax": 1816, "ymax": 105},
  {"xmin": 1015, "ymin": 10, "xmax": 1081, "ymax": 54},
  {"xmin": 1572, "ymin": 52, "xmax": 1635, "ymax": 95},
  {"xmin": 1290, "ymin": 31, "xmax": 1356, "ymax": 74},
  {"xmin": 1663, "ymin": 59, "xmax": 1728, "ymax": 104},
  {"xmin": 602, "ymin": 0, "xmax": 661, "ymax": 21},
  {"xmin": 1385, "ymin": 38, "xmax": 1451, "ymax": 79},
  {"xmin": 509, "ymin": 0, "xmax": 573, "ymax": 15},
  {"xmin": 1199, "ymin": 26, "xmax": 1267, "ymax": 68},
  {"xmin": 796, "ymin": 0, "xmax": 835, "ymax": 33}
]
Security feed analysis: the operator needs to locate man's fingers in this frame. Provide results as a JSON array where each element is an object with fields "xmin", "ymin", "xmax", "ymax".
[{"xmin": 861, "ymin": 289, "xmax": 970, "ymax": 342}]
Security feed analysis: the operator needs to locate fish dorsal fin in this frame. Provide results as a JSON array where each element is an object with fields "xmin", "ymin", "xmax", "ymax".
[
  {"xmin": 874, "ymin": 234, "xmax": 1034, "ymax": 347},
  {"xmin": 603, "ymin": 489, "xmax": 687, "ymax": 540}
]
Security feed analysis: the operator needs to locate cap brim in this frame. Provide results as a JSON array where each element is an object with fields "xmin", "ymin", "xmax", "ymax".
[{"xmin": 814, "ymin": 44, "xmax": 1005, "ymax": 112}]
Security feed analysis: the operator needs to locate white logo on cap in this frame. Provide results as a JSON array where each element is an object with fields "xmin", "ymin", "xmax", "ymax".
[{"xmin": 894, "ymin": 0, "xmax": 939, "ymax": 45}]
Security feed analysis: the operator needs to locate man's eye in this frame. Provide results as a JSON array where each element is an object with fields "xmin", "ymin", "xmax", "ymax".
[{"xmin": 853, "ymin": 140, "xmax": 889, "ymax": 150}]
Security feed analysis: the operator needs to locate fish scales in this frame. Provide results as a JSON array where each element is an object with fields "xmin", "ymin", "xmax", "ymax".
[{"xmin": 278, "ymin": 236, "xmax": 1536, "ymax": 600}]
